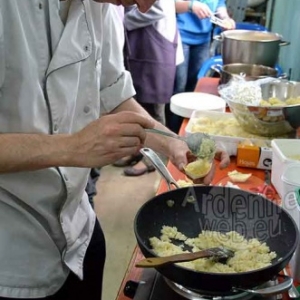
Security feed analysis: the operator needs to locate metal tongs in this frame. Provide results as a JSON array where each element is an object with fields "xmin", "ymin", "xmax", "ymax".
[
  {"xmin": 210, "ymin": 14, "xmax": 226, "ymax": 27},
  {"xmin": 140, "ymin": 148, "xmax": 180, "ymax": 190}
]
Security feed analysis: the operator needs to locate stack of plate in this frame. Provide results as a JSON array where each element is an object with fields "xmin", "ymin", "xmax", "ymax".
[{"xmin": 170, "ymin": 92, "xmax": 226, "ymax": 118}]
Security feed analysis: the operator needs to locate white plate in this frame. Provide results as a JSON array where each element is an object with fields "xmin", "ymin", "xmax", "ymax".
[{"xmin": 170, "ymin": 92, "xmax": 226, "ymax": 118}]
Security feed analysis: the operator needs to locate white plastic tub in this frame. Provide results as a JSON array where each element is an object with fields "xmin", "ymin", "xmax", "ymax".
[
  {"xmin": 281, "ymin": 164, "xmax": 300, "ymax": 281},
  {"xmin": 271, "ymin": 139, "xmax": 300, "ymax": 198},
  {"xmin": 281, "ymin": 164, "xmax": 300, "ymax": 227}
]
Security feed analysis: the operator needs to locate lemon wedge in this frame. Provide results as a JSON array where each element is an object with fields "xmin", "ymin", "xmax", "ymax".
[{"xmin": 228, "ymin": 170, "xmax": 252, "ymax": 183}]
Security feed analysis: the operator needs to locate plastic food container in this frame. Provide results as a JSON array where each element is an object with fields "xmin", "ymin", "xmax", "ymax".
[
  {"xmin": 185, "ymin": 110, "xmax": 272, "ymax": 156},
  {"xmin": 281, "ymin": 164, "xmax": 300, "ymax": 281},
  {"xmin": 281, "ymin": 164, "xmax": 300, "ymax": 226},
  {"xmin": 271, "ymin": 139, "xmax": 300, "ymax": 198}
]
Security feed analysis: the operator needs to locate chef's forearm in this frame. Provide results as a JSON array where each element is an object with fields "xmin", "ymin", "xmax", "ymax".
[
  {"xmin": 0, "ymin": 133, "xmax": 74, "ymax": 173},
  {"xmin": 112, "ymin": 98, "xmax": 175, "ymax": 156}
]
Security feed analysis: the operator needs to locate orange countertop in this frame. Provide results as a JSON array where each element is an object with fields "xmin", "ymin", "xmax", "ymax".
[{"xmin": 115, "ymin": 78, "xmax": 288, "ymax": 300}]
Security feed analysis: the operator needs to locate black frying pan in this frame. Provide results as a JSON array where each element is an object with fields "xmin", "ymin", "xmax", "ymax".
[
  {"xmin": 134, "ymin": 186, "xmax": 298, "ymax": 293},
  {"xmin": 135, "ymin": 149, "xmax": 299, "ymax": 293}
]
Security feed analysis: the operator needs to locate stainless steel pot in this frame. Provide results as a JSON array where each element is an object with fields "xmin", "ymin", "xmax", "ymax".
[
  {"xmin": 215, "ymin": 30, "xmax": 289, "ymax": 67},
  {"xmin": 211, "ymin": 63, "xmax": 279, "ymax": 85}
]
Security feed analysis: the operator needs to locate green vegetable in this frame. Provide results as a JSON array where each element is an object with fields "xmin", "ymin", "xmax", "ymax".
[
  {"xmin": 197, "ymin": 137, "xmax": 216, "ymax": 160},
  {"xmin": 166, "ymin": 200, "xmax": 175, "ymax": 207}
]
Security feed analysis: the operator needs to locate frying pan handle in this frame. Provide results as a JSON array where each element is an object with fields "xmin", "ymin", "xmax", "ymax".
[
  {"xmin": 280, "ymin": 40, "xmax": 290, "ymax": 46},
  {"xmin": 234, "ymin": 275, "xmax": 293, "ymax": 296},
  {"xmin": 278, "ymin": 73, "xmax": 288, "ymax": 80},
  {"xmin": 140, "ymin": 148, "xmax": 180, "ymax": 190},
  {"xmin": 213, "ymin": 34, "xmax": 223, "ymax": 42}
]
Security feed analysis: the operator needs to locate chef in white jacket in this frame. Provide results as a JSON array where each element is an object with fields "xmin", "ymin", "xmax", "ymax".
[{"xmin": 0, "ymin": 0, "xmax": 229, "ymax": 299}]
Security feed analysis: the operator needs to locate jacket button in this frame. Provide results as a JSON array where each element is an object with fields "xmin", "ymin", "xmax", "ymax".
[
  {"xmin": 39, "ymin": 3, "xmax": 43, "ymax": 9},
  {"xmin": 83, "ymin": 106, "xmax": 90, "ymax": 113},
  {"xmin": 53, "ymin": 124, "xmax": 59, "ymax": 133}
]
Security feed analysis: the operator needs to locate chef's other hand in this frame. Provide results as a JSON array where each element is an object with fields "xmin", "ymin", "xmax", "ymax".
[
  {"xmin": 184, "ymin": 148, "xmax": 230, "ymax": 185},
  {"xmin": 221, "ymin": 18, "xmax": 236, "ymax": 30},
  {"xmin": 191, "ymin": 2, "xmax": 213, "ymax": 19},
  {"xmin": 167, "ymin": 139, "xmax": 190, "ymax": 170},
  {"xmin": 70, "ymin": 111, "xmax": 155, "ymax": 168}
]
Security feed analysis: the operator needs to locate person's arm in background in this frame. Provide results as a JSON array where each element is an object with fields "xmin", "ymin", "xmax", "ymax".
[
  {"xmin": 174, "ymin": 0, "xmax": 212, "ymax": 18},
  {"xmin": 174, "ymin": 0, "xmax": 235, "ymax": 29},
  {"xmin": 124, "ymin": 2, "xmax": 165, "ymax": 31}
]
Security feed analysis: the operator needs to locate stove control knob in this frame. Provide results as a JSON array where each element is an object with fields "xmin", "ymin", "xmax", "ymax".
[{"xmin": 124, "ymin": 280, "xmax": 139, "ymax": 298}]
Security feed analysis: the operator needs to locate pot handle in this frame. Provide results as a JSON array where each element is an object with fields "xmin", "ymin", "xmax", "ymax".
[
  {"xmin": 280, "ymin": 40, "xmax": 290, "ymax": 46},
  {"xmin": 213, "ymin": 34, "xmax": 223, "ymax": 42},
  {"xmin": 278, "ymin": 73, "xmax": 288, "ymax": 80},
  {"xmin": 210, "ymin": 64, "xmax": 222, "ymax": 74},
  {"xmin": 233, "ymin": 275, "xmax": 292, "ymax": 296},
  {"xmin": 140, "ymin": 148, "xmax": 180, "ymax": 190}
]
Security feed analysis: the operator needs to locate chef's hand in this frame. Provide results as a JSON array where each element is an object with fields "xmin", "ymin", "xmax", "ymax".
[
  {"xmin": 178, "ymin": 148, "xmax": 230, "ymax": 185},
  {"xmin": 191, "ymin": 2, "xmax": 213, "ymax": 19},
  {"xmin": 167, "ymin": 140, "xmax": 230, "ymax": 185},
  {"xmin": 70, "ymin": 111, "xmax": 155, "ymax": 168},
  {"xmin": 199, "ymin": 149, "xmax": 230, "ymax": 185}
]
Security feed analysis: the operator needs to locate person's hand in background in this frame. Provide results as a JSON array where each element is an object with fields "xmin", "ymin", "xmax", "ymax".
[
  {"xmin": 216, "ymin": 7, "xmax": 236, "ymax": 30},
  {"xmin": 220, "ymin": 17, "xmax": 236, "ymax": 30},
  {"xmin": 191, "ymin": 2, "xmax": 213, "ymax": 19}
]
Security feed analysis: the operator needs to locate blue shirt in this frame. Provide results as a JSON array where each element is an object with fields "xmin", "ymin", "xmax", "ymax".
[{"xmin": 176, "ymin": 0, "xmax": 226, "ymax": 45}]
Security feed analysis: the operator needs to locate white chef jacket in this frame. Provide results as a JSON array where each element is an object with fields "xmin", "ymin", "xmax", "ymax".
[{"xmin": 0, "ymin": 0, "xmax": 135, "ymax": 298}]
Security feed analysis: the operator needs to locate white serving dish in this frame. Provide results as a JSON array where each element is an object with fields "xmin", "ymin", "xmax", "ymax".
[
  {"xmin": 170, "ymin": 92, "xmax": 226, "ymax": 118},
  {"xmin": 271, "ymin": 139, "xmax": 300, "ymax": 198},
  {"xmin": 185, "ymin": 110, "xmax": 271, "ymax": 156}
]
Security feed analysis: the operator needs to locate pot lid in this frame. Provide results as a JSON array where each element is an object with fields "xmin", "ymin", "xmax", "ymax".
[{"xmin": 222, "ymin": 30, "xmax": 281, "ymax": 42}]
